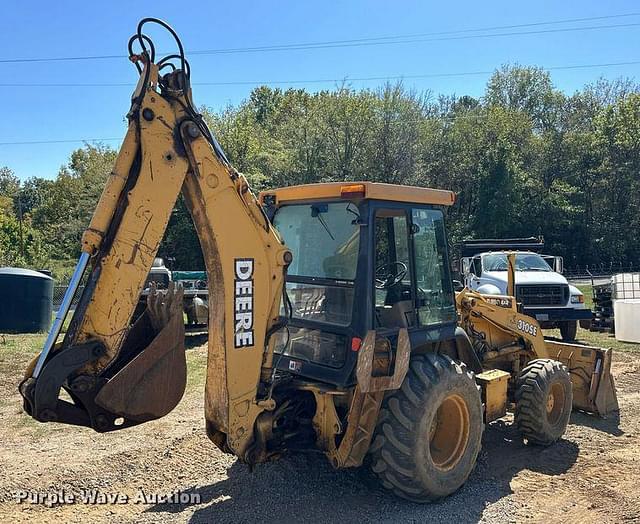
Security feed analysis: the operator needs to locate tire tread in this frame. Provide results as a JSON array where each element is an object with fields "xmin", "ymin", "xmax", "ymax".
[{"xmin": 369, "ymin": 353, "xmax": 482, "ymax": 502}]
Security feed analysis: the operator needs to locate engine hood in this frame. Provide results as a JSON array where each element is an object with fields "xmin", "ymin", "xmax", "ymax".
[{"xmin": 483, "ymin": 270, "xmax": 568, "ymax": 286}]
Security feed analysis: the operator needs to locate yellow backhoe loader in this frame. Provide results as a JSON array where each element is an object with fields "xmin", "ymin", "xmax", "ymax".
[{"xmin": 19, "ymin": 19, "xmax": 618, "ymax": 503}]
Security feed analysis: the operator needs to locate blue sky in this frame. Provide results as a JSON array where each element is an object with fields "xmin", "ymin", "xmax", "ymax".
[{"xmin": 1, "ymin": 0, "xmax": 639, "ymax": 180}]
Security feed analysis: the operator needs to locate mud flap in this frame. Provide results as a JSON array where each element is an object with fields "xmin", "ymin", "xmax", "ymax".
[
  {"xmin": 95, "ymin": 285, "xmax": 187, "ymax": 422},
  {"xmin": 545, "ymin": 339, "xmax": 619, "ymax": 417},
  {"xmin": 326, "ymin": 329, "xmax": 411, "ymax": 468}
]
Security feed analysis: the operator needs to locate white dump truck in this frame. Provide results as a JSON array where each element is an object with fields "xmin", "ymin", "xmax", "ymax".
[
  {"xmin": 138, "ymin": 259, "xmax": 208, "ymax": 331},
  {"xmin": 145, "ymin": 257, "xmax": 172, "ymax": 289},
  {"xmin": 459, "ymin": 238, "xmax": 592, "ymax": 341}
]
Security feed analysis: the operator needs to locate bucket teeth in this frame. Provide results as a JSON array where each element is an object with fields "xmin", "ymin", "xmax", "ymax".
[{"xmin": 147, "ymin": 281, "xmax": 184, "ymax": 332}]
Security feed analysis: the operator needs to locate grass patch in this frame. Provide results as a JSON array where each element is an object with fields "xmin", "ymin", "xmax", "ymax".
[
  {"xmin": 575, "ymin": 327, "xmax": 640, "ymax": 352},
  {"xmin": 186, "ymin": 346, "xmax": 208, "ymax": 392},
  {"xmin": 573, "ymin": 284, "xmax": 639, "ymax": 352},
  {"xmin": 0, "ymin": 332, "xmax": 45, "ymax": 358},
  {"xmin": 545, "ymin": 326, "xmax": 640, "ymax": 353},
  {"xmin": 576, "ymin": 285, "xmax": 594, "ymax": 309},
  {"xmin": 0, "ymin": 334, "xmax": 46, "ymax": 429},
  {"xmin": 0, "ymin": 334, "xmax": 45, "ymax": 400}
]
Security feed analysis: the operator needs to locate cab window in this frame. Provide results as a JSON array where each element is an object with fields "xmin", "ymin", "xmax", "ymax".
[
  {"xmin": 411, "ymin": 208, "xmax": 456, "ymax": 326},
  {"xmin": 374, "ymin": 209, "xmax": 415, "ymax": 328},
  {"xmin": 273, "ymin": 202, "xmax": 360, "ymax": 326}
]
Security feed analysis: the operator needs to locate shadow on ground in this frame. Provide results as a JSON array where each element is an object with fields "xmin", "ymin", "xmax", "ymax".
[
  {"xmin": 569, "ymin": 409, "xmax": 623, "ymax": 436},
  {"xmin": 144, "ymin": 420, "xmax": 579, "ymax": 524},
  {"xmin": 185, "ymin": 334, "xmax": 208, "ymax": 350}
]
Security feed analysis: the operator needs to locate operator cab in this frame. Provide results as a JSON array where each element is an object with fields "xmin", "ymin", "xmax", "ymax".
[{"xmin": 261, "ymin": 182, "xmax": 457, "ymax": 387}]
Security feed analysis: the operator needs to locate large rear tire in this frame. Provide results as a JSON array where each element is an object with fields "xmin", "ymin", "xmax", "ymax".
[
  {"xmin": 515, "ymin": 359, "xmax": 572, "ymax": 445},
  {"xmin": 369, "ymin": 354, "xmax": 483, "ymax": 502}
]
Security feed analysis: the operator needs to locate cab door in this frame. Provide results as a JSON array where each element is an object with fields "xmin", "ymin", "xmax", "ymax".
[
  {"xmin": 365, "ymin": 204, "xmax": 410, "ymax": 384},
  {"xmin": 373, "ymin": 207, "xmax": 415, "ymax": 330},
  {"xmin": 371, "ymin": 204, "xmax": 456, "ymax": 330},
  {"xmin": 409, "ymin": 207, "xmax": 457, "ymax": 329}
]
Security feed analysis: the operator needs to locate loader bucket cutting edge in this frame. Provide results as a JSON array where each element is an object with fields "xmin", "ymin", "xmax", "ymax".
[{"xmin": 544, "ymin": 339, "xmax": 619, "ymax": 418}]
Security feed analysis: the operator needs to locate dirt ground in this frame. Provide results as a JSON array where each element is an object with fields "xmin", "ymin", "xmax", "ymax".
[{"xmin": 1, "ymin": 336, "xmax": 639, "ymax": 523}]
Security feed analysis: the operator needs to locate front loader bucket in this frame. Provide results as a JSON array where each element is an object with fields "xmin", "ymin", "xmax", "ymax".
[{"xmin": 545, "ymin": 339, "xmax": 619, "ymax": 417}]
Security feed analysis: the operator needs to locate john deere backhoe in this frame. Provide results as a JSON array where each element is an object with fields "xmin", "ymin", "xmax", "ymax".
[{"xmin": 19, "ymin": 19, "xmax": 618, "ymax": 503}]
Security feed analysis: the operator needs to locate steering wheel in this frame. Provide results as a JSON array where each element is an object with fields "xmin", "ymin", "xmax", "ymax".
[{"xmin": 375, "ymin": 261, "xmax": 408, "ymax": 289}]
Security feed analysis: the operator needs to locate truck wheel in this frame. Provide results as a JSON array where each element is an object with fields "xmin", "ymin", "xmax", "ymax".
[
  {"xmin": 369, "ymin": 354, "xmax": 483, "ymax": 502},
  {"xmin": 515, "ymin": 359, "xmax": 572, "ymax": 445},
  {"xmin": 559, "ymin": 320, "xmax": 577, "ymax": 341}
]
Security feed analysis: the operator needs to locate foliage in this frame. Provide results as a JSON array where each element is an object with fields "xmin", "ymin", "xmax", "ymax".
[
  {"xmin": 0, "ymin": 211, "xmax": 48, "ymax": 268},
  {"xmin": 2, "ymin": 66, "xmax": 639, "ymax": 276}
]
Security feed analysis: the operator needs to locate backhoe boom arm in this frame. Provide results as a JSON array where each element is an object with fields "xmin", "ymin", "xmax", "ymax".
[{"xmin": 20, "ymin": 19, "xmax": 291, "ymax": 461}]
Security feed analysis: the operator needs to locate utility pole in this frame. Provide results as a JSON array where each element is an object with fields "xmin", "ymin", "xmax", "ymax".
[{"xmin": 17, "ymin": 192, "xmax": 24, "ymax": 260}]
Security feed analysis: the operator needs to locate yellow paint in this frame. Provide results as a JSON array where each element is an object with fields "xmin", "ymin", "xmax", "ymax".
[
  {"xmin": 260, "ymin": 181, "xmax": 456, "ymax": 207},
  {"xmin": 71, "ymin": 61, "xmax": 288, "ymax": 457}
]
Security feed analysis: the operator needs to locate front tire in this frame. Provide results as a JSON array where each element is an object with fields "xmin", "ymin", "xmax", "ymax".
[
  {"xmin": 560, "ymin": 320, "xmax": 577, "ymax": 341},
  {"xmin": 369, "ymin": 354, "xmax": 483, "ymax": 502},
  {"xmin": 515, "ymin": 359, "xmax": 572, "ymax": 445}
]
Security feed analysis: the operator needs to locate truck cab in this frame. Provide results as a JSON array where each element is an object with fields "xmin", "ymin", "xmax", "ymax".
[
  {"xmin": 144, "ymin": 257, "xmax": 172, "ymax": 290},
  {"xmin": 459, "ymin": 239, "xmax": 591, "ymax": 341}
]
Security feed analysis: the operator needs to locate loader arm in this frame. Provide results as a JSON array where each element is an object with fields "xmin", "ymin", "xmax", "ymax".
[
  {"xmin": 456, "ymin": 252, "xmax": 617, "ymax": 417},
  {"xmin": 20, "ymin": 19, "xmax": 291, "ymax": 462}
]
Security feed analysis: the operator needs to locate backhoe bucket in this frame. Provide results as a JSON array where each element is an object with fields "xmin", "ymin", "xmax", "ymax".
[
  {"xmin": 95, "ymin": 284, "xmax": 187, "ymax": 422},
  {"xmin": 20, "ymin": 284, "xmax": 187, "ymax": 432},
  {"xmin": 545, "ymin": 339, "xmax": 618, "ymax": 417}
]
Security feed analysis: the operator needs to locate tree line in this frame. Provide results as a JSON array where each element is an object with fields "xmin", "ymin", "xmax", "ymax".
[{"xmin": 1, "ymin": 65, "xmax": 638, "ymax": 279}]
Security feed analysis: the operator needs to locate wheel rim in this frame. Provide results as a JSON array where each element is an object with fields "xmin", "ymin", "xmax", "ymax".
[
  {"xmin": 546, "ymin": 382, "xmax": 566, "ymax": 426},
  {"xmin": 429, "ymin": 394, "xmax": 470, "ymax": 471}
]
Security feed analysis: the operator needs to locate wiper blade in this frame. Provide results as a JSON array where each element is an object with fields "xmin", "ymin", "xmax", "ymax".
[{"xmin": 316, "ymin": 213, "xmax": 335, "ymax": 240}]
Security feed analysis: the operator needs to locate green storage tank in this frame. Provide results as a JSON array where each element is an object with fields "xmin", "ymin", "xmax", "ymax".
[{"xmin": 0, "ymin": 267, "xmax": 53, "ymax": 333}]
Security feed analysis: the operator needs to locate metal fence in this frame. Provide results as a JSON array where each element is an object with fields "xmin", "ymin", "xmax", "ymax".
[
  {"xmin": 53, "ymin": 285, "xmax": 85, "ymax": 310},
  {"xmin": 564, "ymin": 261, "xmax": 640, "ymax": 280}
]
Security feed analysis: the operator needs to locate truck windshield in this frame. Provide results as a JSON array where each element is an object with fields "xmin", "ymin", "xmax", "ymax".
[
  {"xmin": 483, "ymin": 253, "xmax": 552, "ymax": 272},
  {"xmin": 273, "ymin": 202, "xmax": 360, "ymax": 280}
]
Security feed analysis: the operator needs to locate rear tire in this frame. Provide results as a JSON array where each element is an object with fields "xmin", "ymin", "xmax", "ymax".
[
  {"xmin": 515, "ymin": 359, "xmax": 572, "ymax": 445},
  {"xmin": 560, "ymin": 320, "xmax": 577, "ymax": 341},
  {"xmin": 369, "ymin": 354, "xmax": 483, "ymax": 502}
]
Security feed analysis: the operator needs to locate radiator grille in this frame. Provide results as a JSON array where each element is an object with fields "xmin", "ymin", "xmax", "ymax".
[{"xmin": 516, "ymin": 285, "xmax": 569, "ymax": 306}]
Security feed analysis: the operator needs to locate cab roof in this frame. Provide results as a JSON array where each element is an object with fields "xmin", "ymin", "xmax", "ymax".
[{"xmin": 259, "ymin": 182, "xmax": 456, "ymax": 207}]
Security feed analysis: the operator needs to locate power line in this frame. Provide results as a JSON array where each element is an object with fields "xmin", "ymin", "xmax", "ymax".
[
  {"xmin": 0, "ymin": 138, "xmax": 122, "ymax": 146},
  {"xmin": 194, "ymin": 12, "xmax": 640, "ymax": 51},
  {"xmin": 0, "ymin": 13, "xmax": 638, "ymax": 64},
  {"xmin": 0, "ymin": 60, "xmax": 637, "ymax": 88},
  {"xmin": 190, "ymin": 22, "xmax": 640, "ymax": 55}
]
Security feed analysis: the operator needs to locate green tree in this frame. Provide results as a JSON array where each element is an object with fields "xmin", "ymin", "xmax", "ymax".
[
  {"xmin": 0, "ymin": 212, "xmax": 48, "ymax": 268},
  {"xmin": 0, "ymin": 167, "xmax": 19, "ymax": 199}
]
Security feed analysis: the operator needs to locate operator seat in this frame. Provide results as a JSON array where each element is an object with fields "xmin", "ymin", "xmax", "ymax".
[
  {"xmin": 377, "ymin": 300, "xmax": 413, "ymax": 327},
  {"xmin": 377, "ymin": 284, "xmax": 415, "ymax": 328}
]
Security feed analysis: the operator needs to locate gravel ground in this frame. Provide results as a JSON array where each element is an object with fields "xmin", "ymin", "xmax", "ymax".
[{"xmin": 1, "ymin": 340, "xmax": 639, "ymax": 523}]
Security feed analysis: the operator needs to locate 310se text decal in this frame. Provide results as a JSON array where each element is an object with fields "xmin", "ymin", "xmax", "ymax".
[{"xmin": 516, "ymin": 318, "xmax": 538, "ymax": 337}]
